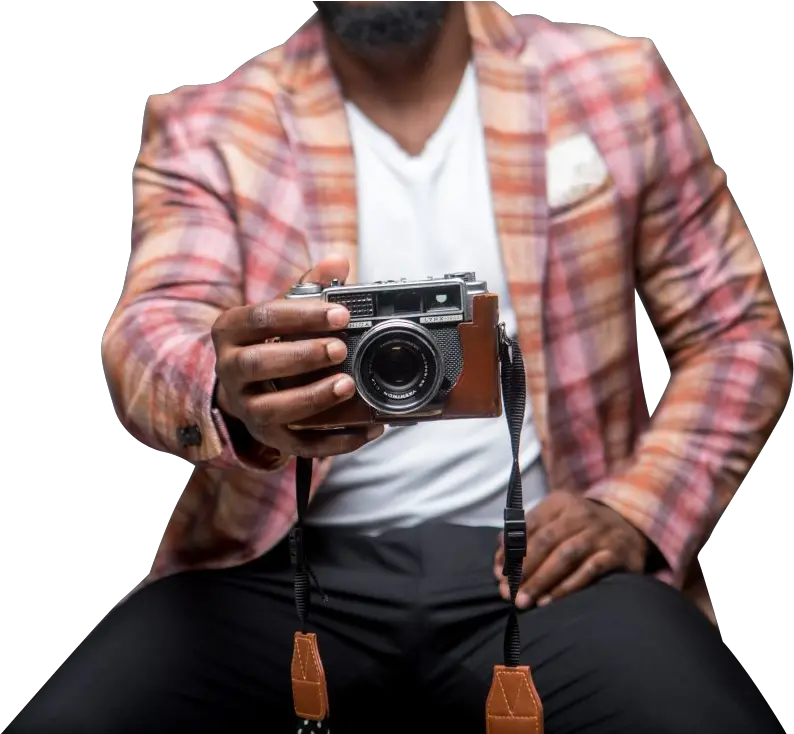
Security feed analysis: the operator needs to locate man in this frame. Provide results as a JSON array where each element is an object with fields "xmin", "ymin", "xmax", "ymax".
[{"xmin": 8, "ymin": 2, "xmax": 790, "ymax": 733}]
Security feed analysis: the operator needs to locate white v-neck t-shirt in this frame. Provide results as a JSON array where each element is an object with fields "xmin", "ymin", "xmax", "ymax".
[{"xmin": 307, "ymin": 64, "xmax": 548, "ymax": 532}]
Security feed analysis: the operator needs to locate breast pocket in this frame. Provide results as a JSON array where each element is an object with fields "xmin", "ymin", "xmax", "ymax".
[
  {"xmin": 547, "ymin": 132, "xmax": 613, "ymax": 216},
  {"xmin": 544, "ymin": 133, "xmax": 631, "ymax": 370},
  {"xmin": 546, "ymin": 133, "xmax": 620, "ymax": 268}
]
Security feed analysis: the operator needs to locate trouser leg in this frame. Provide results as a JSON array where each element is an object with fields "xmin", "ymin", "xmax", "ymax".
[
  {"xmin": 417, "ymin": 524, "xmax": 784, "ymax": 734},
  {"xmin": 6, "ymin": 529, "xmax": 421, "ymax": 734}
]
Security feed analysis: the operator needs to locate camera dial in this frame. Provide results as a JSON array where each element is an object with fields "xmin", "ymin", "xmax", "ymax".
[{"xmin": 288, "ymin": 282, "xmax": 324, "ymax": 296}]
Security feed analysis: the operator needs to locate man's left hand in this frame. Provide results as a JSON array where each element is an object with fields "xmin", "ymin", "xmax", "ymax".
[{"xmin": 493, "ymin": 492, "xmax": 649, "ymax": 609}]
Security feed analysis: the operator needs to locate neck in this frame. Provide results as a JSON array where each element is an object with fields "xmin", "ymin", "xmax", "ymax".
[{"xmin": 321, "ymin": 2, "xmax": 470, "ymax": 111}]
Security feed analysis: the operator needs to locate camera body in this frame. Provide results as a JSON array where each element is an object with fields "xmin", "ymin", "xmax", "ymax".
[{"xmin": 278, "ymin": 271, "xmax": 503, "ymax": 430}]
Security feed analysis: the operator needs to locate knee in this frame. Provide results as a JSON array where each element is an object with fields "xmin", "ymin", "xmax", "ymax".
[
  {"xmin": 724, "ymin": 711, "xmax": 785, "ymax": 734},
  {"xmin": 6, "ymin": 706, "xmax": 109, "ymax": 734},
  {"xmin": 629, "ymin": 700, "xmax": 785, "ymax": 734}
]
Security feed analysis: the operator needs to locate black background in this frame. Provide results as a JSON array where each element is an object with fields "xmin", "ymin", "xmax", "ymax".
[{"xmin": 2, "ymin": 0, "xmax": 794, "ymax": 732}]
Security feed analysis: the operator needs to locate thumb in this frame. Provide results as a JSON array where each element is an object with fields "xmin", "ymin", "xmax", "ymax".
[
  {"xmin": 300, "ymin": 255, "xmax": 351, "ymax": 287},
  {"xmin": 493, "ymin": 532, "xmax": 505, "ymax": 580}
]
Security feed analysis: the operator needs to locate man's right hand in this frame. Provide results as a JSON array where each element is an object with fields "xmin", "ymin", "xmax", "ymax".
[{"xmin": 211, "ymin": 256, "xmax": 383, "ymax": 459}]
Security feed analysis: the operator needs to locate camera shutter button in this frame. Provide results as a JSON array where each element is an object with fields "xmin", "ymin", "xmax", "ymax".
[{"xmin": 444, "ymin": 271, "xmax": 476, "ymax": 282}]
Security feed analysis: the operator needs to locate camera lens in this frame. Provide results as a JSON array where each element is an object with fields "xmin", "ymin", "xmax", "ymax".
[
  {"xmin": 370, "ymin": 344, "xmax": 423, "ymax": 391},
  {"xmin": 352, "ymin": 320, "xmax": 445, "ymax": 414}
]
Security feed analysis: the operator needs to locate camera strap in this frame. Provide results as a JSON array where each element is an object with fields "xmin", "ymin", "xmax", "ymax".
[
  {"xmin": 489, "ymin": 327, "xmax": 543, "ymax": 733},
  {"xmin": 289, "ymin": 457, "xmax": 330, "ymax": 724},
  {"xmin": 288, "ymin": 325, "xmax": 535, "ymax": 726},
  {"xmin": 497, "ymin": 326, "xmax": 528, "ymax": 668}
]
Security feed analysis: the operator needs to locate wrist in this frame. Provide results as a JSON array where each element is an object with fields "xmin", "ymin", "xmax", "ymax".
[
  {"xmin": 588, "ymin": 498, "xmax": 651, "ymax": 571},
  {"xmin": 212, "ymin": 382, "xmax": 286, "ymax": 469}
]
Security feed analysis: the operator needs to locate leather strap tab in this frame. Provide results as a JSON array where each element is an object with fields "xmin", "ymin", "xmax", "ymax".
[
  {"xmin": 291, "ymin": 632, "xmax": 329, "ymax": 721},
  {"xmin": 486, "ymin": 665, "xmax": 543, "ymax": 734}
]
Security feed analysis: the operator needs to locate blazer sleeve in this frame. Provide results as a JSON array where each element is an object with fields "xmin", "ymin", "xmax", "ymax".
[
  {"xmin": 101, "ymin": 92, "xmax": 288, "ymax": 473},
  {"xmin": 585, "ymin": 40, "xmax": 792, "ymax": 585}
]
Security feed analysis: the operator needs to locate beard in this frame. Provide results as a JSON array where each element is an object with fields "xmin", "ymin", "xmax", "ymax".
[{"xmin": 314, "ymin": 2, "xmax": 449, "ymax": 53}]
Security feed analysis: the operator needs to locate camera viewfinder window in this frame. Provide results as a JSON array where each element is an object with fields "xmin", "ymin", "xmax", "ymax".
[
  {"xmin": 393, "ymin": 290, "xmax": 422, "ymax": 314},
  {"xmin": 425, "ymin": 286, "xmax": 461, "ymax": 311}
]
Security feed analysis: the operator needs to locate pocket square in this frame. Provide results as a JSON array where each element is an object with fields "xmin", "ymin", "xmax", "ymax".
[{"xmin": 546, "ymin": 133, "xmax": 609, "ymax": 210}]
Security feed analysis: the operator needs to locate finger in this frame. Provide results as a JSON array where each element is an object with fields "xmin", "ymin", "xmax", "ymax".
[
  {"xmin": 536, "ymin": 550, "xmax": 619, "ymax": 607},
  {"xmin": 493, "ymin": 504, "xmax": 553, "ymax": 584},
  {"xmin": 495, "ymin": 511, "xmax": 569, "ymax": 598},
  {"xmin": 300, "ymin": 255, "xmax": 351, "ymax": 287},
  {"xmin": 493, "ymin": 545, "xmax": 504, "ymax": 581},
  {"xmin": 515, "ymin": 530, "xmax": 594, "ymax": 608},
  {"xmin": 493, "ymin": 528, "xmax": 505, "ymax": 576},
  {"xmin": 518, "ymin": 517, "xmax": 577, "ymax": 590},
  {"xmin": 288, "ymin": 425, "xmax": 385, "ymax": 458},
  {"xmin": 216, "ymin": 300, "xmax": 350, "ymax": 346},
  {"xmin": 221, "ymin": 337, "xmax": 348, "ymax": 387},
  {"xmin": 494, "ymin": 492, "xmax": 568, "ymax": 579},
  {"xmin": 244, "ymin": 373, "xmax": 357, "ymax": 433}
]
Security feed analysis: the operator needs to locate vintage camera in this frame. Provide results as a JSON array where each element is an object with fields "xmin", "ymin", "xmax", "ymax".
[{"xmin": 278, "ymin": 271, "xmax": 503, "ymax": 430}]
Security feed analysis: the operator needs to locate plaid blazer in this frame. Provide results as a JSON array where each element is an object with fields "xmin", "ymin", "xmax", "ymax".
[{"xmin": 103, "ymin": 2, "xmax": 791, "ymax": 613}]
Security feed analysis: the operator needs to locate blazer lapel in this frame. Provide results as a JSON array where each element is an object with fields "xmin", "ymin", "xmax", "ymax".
[
  {"xmin": 468, "ymin": 3, "xmax": 551, "ymax": 458},
  {"xmin": 274, "ymin": 19, "xmax": 360, "ymax": 283}
]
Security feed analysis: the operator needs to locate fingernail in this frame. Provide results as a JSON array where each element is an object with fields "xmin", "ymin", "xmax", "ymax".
[
  {"xmin": 537, "ymin": 596, "xmax": 552, "ymax": 607},
  {"xmin": 366, "ymin": 425, "xmax": 384, "ymax": 440},
  {"xmin": 332, "ymin": 375, "xmax": 355, "ymax": 397},
  {"xmin": 326, "ymin": 306, "xmax": 349, "ymax": 328},
  {"xmin": 516, "ymin": 592, "xmax": 532, "ymax": 609},
  {"xmin": 326, "ymin": 340, "xmax": 347, "ymax": 361}
]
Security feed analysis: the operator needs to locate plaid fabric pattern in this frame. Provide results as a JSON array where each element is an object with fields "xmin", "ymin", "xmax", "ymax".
[{"xmin": 102, "ymin": 2, "xmax": 791, "ymax": 599}]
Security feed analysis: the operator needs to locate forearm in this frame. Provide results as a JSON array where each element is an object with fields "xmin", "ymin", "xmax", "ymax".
[
  {"xmin": 103, "ymin": 90, "xmax": 291, "ymax": 473},
  {"xmin": 586, "ymin": 329, "xmax": 792, "ymax": 583},
  {"xmin": 584, "ymin": 38, "xmax": 792, "ymax": 584}
]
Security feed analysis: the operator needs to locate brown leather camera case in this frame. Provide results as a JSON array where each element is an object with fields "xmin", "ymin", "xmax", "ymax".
[{"xmin": 283, "ymin": 292, "xmax": 502, "ymax": 430}]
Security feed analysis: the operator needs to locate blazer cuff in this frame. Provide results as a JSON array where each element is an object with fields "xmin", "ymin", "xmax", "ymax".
[{"xmin": 167, "ymin": 337, "xmax": 289, "ymax": 473}]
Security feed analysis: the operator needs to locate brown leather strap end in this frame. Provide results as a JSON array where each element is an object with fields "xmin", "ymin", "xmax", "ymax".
[
  {"xmin": 486, "ymin": 665, "xmax": 543, "ymax": 734},
  {"xmin": 291, "ymin": 632, "xmax": 329, "ymax": 721}
]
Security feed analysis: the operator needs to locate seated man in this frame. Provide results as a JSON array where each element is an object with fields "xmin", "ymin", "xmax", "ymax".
[{"xmin": 8, "ymin": 2, "xmax": 791, "ymax": 733}]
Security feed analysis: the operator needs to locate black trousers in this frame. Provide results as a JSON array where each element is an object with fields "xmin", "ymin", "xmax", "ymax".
[{"xmin": 6, "ymin": 524, "xmax": 784, "ymax": 734}]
